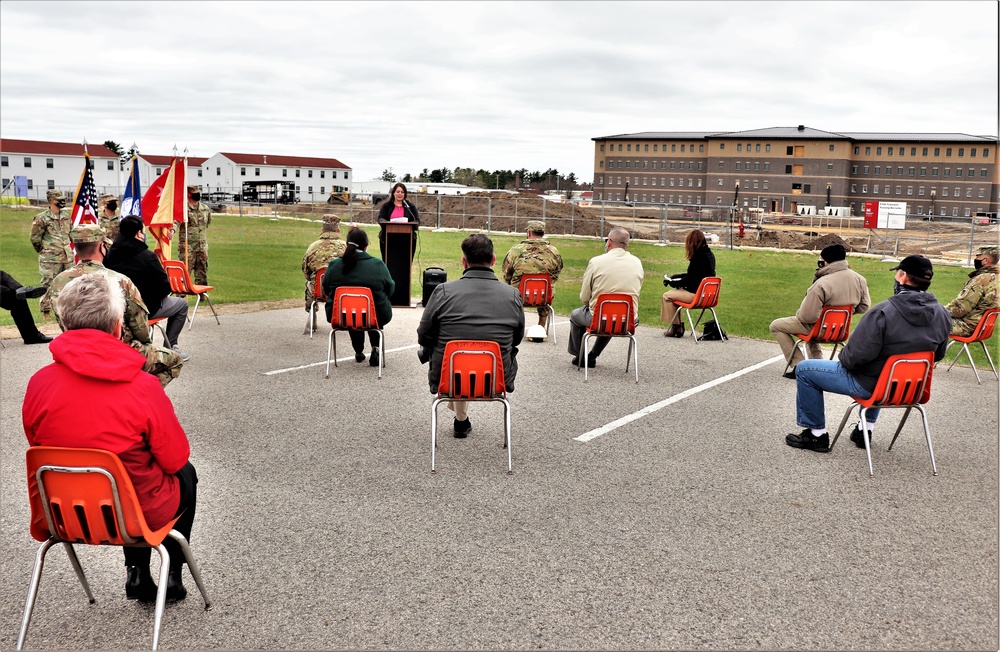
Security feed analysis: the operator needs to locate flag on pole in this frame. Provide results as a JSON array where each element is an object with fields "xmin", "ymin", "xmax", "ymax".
[
  {"xmin": 140, "ymin": 157, "xmax": 187, "ymax": 263},
  {"xmin": 71, "ymin": 154, "xmax": 99, "ymax": 228},
  {"xmin": 120, "ymin": 156, "xmax": 142, "ymax": 219}
]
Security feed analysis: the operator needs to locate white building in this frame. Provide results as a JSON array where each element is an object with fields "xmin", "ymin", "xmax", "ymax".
[
  {"xmin": 201, "ymin": 152, "xmax": 352, "ymax": 203},
  {"xmin": 1, "ymin": 138, "xmax": 120, "ymax": 200},
  {"xmin": 134, "ymin": 154, "xmax": 208, "ymax": 191}
]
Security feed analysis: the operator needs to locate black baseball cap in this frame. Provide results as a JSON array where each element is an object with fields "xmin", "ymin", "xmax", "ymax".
[{"xmin": 890, "ymin": 255, "xmax": 933, "ymax": 280}]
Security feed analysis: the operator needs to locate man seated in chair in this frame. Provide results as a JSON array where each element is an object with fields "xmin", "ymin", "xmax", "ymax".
[
  {"xmin": 302, "ymin": 215, "xmax": 347, "ymax": 334},
  {"xmin": 22, "ymin": 273, "xmax": 198, "ymax": 603},
  {"xmin": 944, "ymin": 245, "xmax": 998, "ymax": 337},
  {"xmin": 44, "ymin": 224, "xmax": 184, "ymax": 387},
  {"xmin": 501, "ymin": 220, "xmax": 564, "ymax": 333},
  {"xmin": 417, "ymin": 234, "xmax": 524, "ymax": 438},
  {"xmin": 769, "ymin": 243, "xmax": 870, "ymax": 379},
  {"xmin": 567, "ymin": 226, "xmax": 644, "ymax": 368},
  {"xmin": 785, "ymin": 255, "xmax": 951, "ymax": 453}
]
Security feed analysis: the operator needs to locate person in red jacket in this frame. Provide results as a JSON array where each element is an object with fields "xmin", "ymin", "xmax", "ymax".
[{"xmin": 21, "ymin": 273, "xmax": 198, "ymax": 604}]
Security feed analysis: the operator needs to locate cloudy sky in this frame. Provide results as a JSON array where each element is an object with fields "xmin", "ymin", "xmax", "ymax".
[{"xmin": 1, "ymin": 1, "xmax": 996, "ymax": 183}]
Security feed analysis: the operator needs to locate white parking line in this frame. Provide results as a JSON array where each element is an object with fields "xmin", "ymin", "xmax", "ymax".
[
  {"xmin": 263, "ymin": 343, "xmax": 420, "ymax": 375},
  {"xmin": 573, "ymin": 354, "xmax": 785, "ymax": 442}
]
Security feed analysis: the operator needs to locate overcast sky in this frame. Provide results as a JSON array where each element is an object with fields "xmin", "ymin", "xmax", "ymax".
[{"xmin": 1, "ymin": 1, "xmax": 997, "ymax": 183}]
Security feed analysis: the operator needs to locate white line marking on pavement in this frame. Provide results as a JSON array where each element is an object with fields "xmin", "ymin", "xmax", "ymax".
[
  {"xmin": 263, "ymin": 343, "xmax": 420, "ymax": 376},
  {"xmin": 573, "ymin": 354, "xmax": 785, "ymax": 442}
]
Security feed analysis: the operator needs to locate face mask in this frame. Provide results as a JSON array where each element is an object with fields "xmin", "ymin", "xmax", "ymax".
[
  {"xmin": 893, "ymin": 280, "xmax": 904, "ymax": 295},
  {"xmin": 190, "ymin": 193, "xmax": 201, "ymax": 202},
  {"xmin": 106, "ymin": 201, "xmax": 118, "ymax": 211},
  {"xmin": 55, "ymin": 200, "xmax": 66, "ymax": 209},
  {"xmin": 974, "ymin": 259, "xmax": 984, "ymax": 270}
]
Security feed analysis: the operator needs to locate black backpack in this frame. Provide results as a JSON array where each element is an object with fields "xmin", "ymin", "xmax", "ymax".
[{"xmin": 698, "ymin": 320, "xmax": 728, "ymax": 341}]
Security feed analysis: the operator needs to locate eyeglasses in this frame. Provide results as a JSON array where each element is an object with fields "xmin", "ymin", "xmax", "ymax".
[{"xmin": 817, "ymin": 259, "xmax": 826, "ymax": 268}]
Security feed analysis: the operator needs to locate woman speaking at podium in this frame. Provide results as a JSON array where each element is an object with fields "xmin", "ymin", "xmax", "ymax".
[{"xmin": 377, "ymin": 182, "xmax": 420, "ymax": 260}]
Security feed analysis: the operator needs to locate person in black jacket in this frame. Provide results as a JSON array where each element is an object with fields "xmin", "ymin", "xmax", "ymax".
[
  {"xmin": 0, "ymin": 270, "xmax": 51, "ymax": 344},
  {"xmin": 661, "ymin": 229, "xmax": 716, "ymax": 337},
  {"xmin": 104, "ymin": 216, "xmax": 190, "ymax": 359},
  {"xmin": 376, "ymin": 182, "xmax": 420, "ymax": 260}
]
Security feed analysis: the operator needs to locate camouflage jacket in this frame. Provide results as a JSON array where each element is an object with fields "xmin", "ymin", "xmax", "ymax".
[
  {"xmin": 502, "ymin": 238, "xmax": 564, "ymax": 288},
  {"xmin": 946, "ymin": 263, "xmax": 998, "ymax": 336},
  {"xmin": 184, "ymin": 202, "xmax": 212, "ymax": 249},
  {"xmin": 302, "ymin": 232, "xmax": 347, "ymax": 279},
  {"xmin": 29, "ymin": 208, "xmax": 73, "ymax": 262},
  {"xmin": 47, "ymin": 260, "xmax": 152, "ymax": 346},
  {"xmin": 99, "ymin": 208, "xmax": 120, "ymax": 242}
]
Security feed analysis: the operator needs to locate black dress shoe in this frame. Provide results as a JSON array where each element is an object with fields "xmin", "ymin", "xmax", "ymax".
[
  {"xmin": 24, "ymin": 333, "xmax": 53, "ymax": 345},
  {"xmin": 782, "ymin": 368, "xmax": 796, "ymax": 379},
  {"xmin": 572, "ymin": 355, "xmax": 597, "ymax": 368},
  {"xmin": 369, "ymin": 347, "xmax": 380, "ymax": 367},
  {"xmin": 354, "ymin": 351, "xmax": 366, "ymax": 363},
  {"xmin": 453, "ymin": 417, "xmax": 472, "ymax": 438},
  {"xmin": 849, "ymin": 424, "xmax": 872, "ymax": 449},
  {"xmin": 785, "ymin": 428, "xmax": 830, "ymax": 453},
  {"xmin": 166, "ymin": 569, "xmax": 187, "ymax": 602},
  {"xmin": 15, "ymin": 285, "xmax": 47, "ymax": 300},
  {"xmin": 125, "ymin": 565, "xmax": 158, "ymax": 603}
]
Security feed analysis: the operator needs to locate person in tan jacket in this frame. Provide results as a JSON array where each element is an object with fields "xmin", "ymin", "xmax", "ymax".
[{"xmin": 770, "ymin": 244, "xmax": 871, "ymax": 378}]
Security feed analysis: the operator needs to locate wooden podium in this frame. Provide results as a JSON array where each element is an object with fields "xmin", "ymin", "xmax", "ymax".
[{"xmin": 382, "ymin": 222, "xmax": 417, "ymax": 307}]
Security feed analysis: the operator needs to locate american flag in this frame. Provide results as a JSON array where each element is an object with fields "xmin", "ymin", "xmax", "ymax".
[{"xmin": 71, "ymin": 153, "xmax": 99, "ymax": 228}]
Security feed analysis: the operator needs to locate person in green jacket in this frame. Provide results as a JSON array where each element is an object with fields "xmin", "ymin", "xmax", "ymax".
[{"xmin": 323, "ymin": 227, "xmax": 394, "ymax": 367}]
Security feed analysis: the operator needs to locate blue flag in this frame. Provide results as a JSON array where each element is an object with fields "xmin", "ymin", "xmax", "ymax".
[{"xmin": 121, "ymin": 156, "xmax": 142, "ymax": 219}]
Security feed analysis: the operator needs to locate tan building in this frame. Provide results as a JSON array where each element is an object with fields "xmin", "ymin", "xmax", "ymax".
[{"xmin": 592, "ymin": 126, "xmax": 998, "ymax": 219}]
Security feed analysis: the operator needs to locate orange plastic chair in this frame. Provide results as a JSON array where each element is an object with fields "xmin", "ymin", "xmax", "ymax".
[
  {"xmin": 518, "ymin": 273, "xmax": 556, "ymax": 344},
  {"xmin": 17, "ymin": 446, "xmax": 211, "ymax": 651},
  {"xmin": 828, "ymin": 351, "xmax": 937, "ymax": 477},
  {"xmin": 942, "ymin": 307, "xmax": 999, "ymax": 384},
  {"xmin": 163, "ymin": 260, "xmax": 219, "ymax": 329},
  {"xmin": 326, "ymin": 287, "xmax": 385, "ymax": 379},
  {"xmin": 148, "ymin": 316, "xmax": 169, "ymax": 347},
  {"xmin": 580, "ymin": 293, "xmax": 638, "ymax": 383},
  {"xmin": 431, "ymin": 340, "xmax": 512, "ymax": 474},
  {"xmin": 782, "ymin": 304, "xmax": 854, "ymax": 375},
  {"xmin": 306, "ymin": 272, "xmax": 327, "ymax": 338},
  {"xmin": 673, "ymin": 276, "xmax": 725, "ymax": 344}
]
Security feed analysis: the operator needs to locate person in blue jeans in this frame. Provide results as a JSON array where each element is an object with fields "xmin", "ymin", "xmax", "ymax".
[{"xmin": 786, "ymin": 255, "xmax": 951, "ymax": 453}]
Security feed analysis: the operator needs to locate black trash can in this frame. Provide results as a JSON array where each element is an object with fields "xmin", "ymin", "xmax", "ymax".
[{"xmin": 422, "ymin": 267, "xmax": 447, "ymax": 306}]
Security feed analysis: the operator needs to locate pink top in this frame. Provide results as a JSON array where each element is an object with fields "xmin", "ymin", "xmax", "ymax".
[{"xmin": 390, "ymin": 205, "xmax": 407, "ymax": 222}]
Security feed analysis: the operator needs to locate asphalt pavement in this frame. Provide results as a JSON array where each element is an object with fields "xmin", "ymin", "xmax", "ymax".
[{"xmin": 1, "ymin": 304, "xmax": 997, "ymax": 651}]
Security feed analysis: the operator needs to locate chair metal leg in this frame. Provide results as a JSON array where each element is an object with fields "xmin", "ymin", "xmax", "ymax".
[
  {"xmin": 375, "ymin": 329, "xmax": 384, "ymax": 379},
  {"xmin": 188, "ymin": 295, "xmax": 201, "ymax": 329},
  {"xmin": 152, "ymin": 544, "xmax": 170, "ymax": 651},
  {"xmin": 202, "ymin": 293, "xmax": 220, "ymax": 325},
  {"xmin": 548, "ymin": 305, "xmax": 557, "ymax": 345},
  {"xmin": 684, "ymin": 308, "xmax": 698, "ymax": 342},
  {"xmin": 17, "ymin": 539, "xmax": 57, "ymax": 651},
  {"xmin": 828, "ymin": 401, "xmax": 858, "ymax": 451},
  {"xmin": 62, "ymin": 542, "xmax": 95, "ymax": 603},
  {"xmin": 710, "ymin": 308, "xmax": 726, "ymax": 341},
  {"xmin": 307, "ymin": 303, "xmax": 316, "ymax": 338},
  {"xmin": 886, "ymin": 406, "xmax": 913, "ymax": 452},
  {"xmin": 431, "ymin": 397, "xmax": 444, "ymax": 472},
  {"xmin": 980, "ymin": 341, "xmax": 1000, "ymax": 381},
  {"xmin": 503, "ymin": 398, "xmax": 512, "ymax": 474},
  {"xmin": 325, "ymin": 330, "xmax": 336, "ymax": 378},
  {"xmin": 582, "ymin": 333, "xmax": 590, "ymax": 381},
  {"xmin": 859, "ymin": 407, "xmax": 875, "ymax": 477},
  {"xmin": 626, "ymin": 336, "xmax": 639, "ymax": 383},
  {"xmin": 168, "ymin": 531, "xmax": 213, "ymax": 609}
]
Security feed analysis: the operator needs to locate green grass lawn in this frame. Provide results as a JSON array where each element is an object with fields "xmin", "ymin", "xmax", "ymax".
[{"xmin": 2, "ymin": 206, "xmax": 995, "ymax": 365}]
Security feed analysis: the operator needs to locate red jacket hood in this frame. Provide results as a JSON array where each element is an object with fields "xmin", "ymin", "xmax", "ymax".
[{"xmin": 49, "ymin": 329, "xmax": 147, "ymax": 382}]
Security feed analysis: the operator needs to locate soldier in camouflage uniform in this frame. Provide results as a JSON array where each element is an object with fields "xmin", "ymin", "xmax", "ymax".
[
  {"xmin": 945, "ymin": 245, "xmax": 999, "ymax": 337},
  {"xmin": 29, "ymin": 189, "xmax": 72, "ymax": 316},
  {"xmin": 45, "ymin": 225, "xmax": 184, "ymax": 388},
  {"xmin": 301, "ymin": 215, "xmax": 347, "ymax": 333},
  {"xmin": 97, "ymin": 193, "xmax": 121, "ymax": 242},
  {"xmin": 178, "ymin": 184, "xmax": 212, "ymax": 285},
  {"xmin": 501, "ymin": 220, "xmax": 564, "ymax": 328}
]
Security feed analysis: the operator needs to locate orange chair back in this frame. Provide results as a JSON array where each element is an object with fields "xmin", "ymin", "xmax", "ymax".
[
  {"xmin": 332, "ymin": 287, "xmax": 379, "ymax": 330},
  {"xmin": 587, "ymin": 293, "xmax": 636, "ymax": 335},
  {"xmin": 803, "ymin": 305, "xmax": 853, "ymax": 344},
  {"xmin": 958, "ymin": 307, "xmax": 999, "ymax": 343},
  {"xmin": 859, "ymin": 351, "xmax": 934, "ymax": 408},
  {"xmin": 677, "ymin": 277, "xmax": 722, "ymax": 310},
  {"xmin": 313, "ymin": 272, "xmax": 327, "ymax": 302},
  {"xmin": 164, "ymin": 260, "xmax": 199, "ymax": 294},
  {"xmin": 436, "ymin": 340, "xmax": 507, "ymax": 397},
  {"xmin": 25, "ymin": 446, "xmax": 177, "ymax": 548},
  {"xmin": 518, "ymin": 274, "xmax": 554, "ymax": 307}
]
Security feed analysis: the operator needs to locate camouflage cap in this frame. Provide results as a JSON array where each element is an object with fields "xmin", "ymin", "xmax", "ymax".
[
  {"xmin": 46, "ymin": 189, "xmax": 65, "ymax": 201},
  {"xmin": 527, "ymin": 220, "xmax": 545, "ymax": 234},
  {"xmin": 70, "ymin": 223, "xmax": 106, "ymax": 243},
  {"xmin": 98, "ymin": 194, "xmax": 116, "ymax": 204},
  {"xmin": 976, "ymin": 245, "xmax": 999, "ymax": 255},
  {"xmin": 187, "ymin": 185, "xmax": 202, "ymax": 193},
  {"xmin": 322, "ymin": 214, "xmax": 341, "ymax": 226}
]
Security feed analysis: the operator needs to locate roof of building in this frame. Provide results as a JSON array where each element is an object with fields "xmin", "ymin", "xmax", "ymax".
[
  {"xmin": 594, "ymin": 128, "xmax": 998, "ymax": 142},
  {"xmin": 0, "ymin": 137, "xmax": 118, "ymax": 158},
  {"xmin": 216, "ymin": 152, "xmax": 350, "ymax": 169},
  {"xmin": 139, "ymin": 154, "xmax": 208, "ymax": 166}
]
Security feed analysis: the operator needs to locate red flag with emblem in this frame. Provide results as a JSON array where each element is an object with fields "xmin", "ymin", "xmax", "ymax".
[{"xmin": 140, "ymin": 158, "xmax": 187, "ymax": 263}]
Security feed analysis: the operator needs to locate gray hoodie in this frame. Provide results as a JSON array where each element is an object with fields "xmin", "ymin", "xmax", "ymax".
[{"xmin": 838, "ymin": 289, "xmax": 952, "ymax": 393}]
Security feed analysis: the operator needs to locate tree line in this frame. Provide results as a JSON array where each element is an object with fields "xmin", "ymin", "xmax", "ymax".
[{"xmin": 381, "ymin": 167, "xmax": 588, "ymax": 192}]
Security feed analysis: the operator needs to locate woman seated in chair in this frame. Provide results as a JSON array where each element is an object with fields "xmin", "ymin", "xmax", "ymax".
[
  {"xmin": 661, "ymin": 229, "xmax": 716, "ymax": 338},
  {"xmin": 322, "ymin": 227, "xmax": 395, "ymax": 366}
]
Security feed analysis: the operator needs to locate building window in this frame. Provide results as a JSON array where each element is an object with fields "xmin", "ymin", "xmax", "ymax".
[
  {"xmin": 946, "ymin": 148, "xmax": 952, "ymax": 156},
  {"xmin": 865, "ymin": 147, "xmax": 871, "ymax": 155},
  {"xmin": 282, "ymin": 169, "xmax": 288, "ymax": 177},
  {"xmin": 828, "ymin": 163, "xmax": 834, "ymax": 171},
  {"xmin": 763, "ymin": 181, "xmax": 769, "ymax": 190},
  {"xmin": 763, "ymin": 163, "xmax": 770, "ymax": 171},
  {"xmin": 198, "ymin": 169, "xmax": 202, "ymax": 177},
  {"xmin": 47, "ymin": 179, "xmax": 55, "ymax": 189},
  {"xmin": 966, "ymin": 188, "xmax": 973, "ymax": 198},
  {"xmin": 240, "ymin": 167, "xmax": 245, "ymax": 176},
  {"xmin": 941, "ymin": 188, "xmax": 948, "ymax": 197},
  {"xmin": 862, "ymin": 185, "xmax": 868, "ymax": 193},
  {"xmin": 944, "ymin": 168, "xmax": 951, "ymax": 177},
  {"xmin": 627, "ymin": 145, "xmax": 631, "ymax": 152},
  {"xmin": 216, "ymin": 167, "xmax": 221, "ymax": 176},
  {"xmin": 911, "ymin": 147, "xmax": 917, "ymax": 155},
  {"xmin": 982, "ymin": 169, "xmax": 988, "ymax": 177},
  {"xmin": 644, "ymin": 144, "xmax": 649, "ymax": 152},
  {"xmin": 158, "ymin": 167, "xmax": 164, "ymax": 175},
  {"xmin": 653, "ymin": 145, "xmax": 658, "ymax": 152},
  {"xmin": 931, "ymin": 168, "xmax": 938, "ymax": 176},
  {"xmin": 108, "ymin": 160, "xmax": 115, "ymax": 170},
  {"xmin": 45, "ymin": 158, "xmax": 54, "ymax": 169},
  {"xmin": 699, "ymin": 145, "xmax": 704, "ymax": 152},
  {"xmin": 717, "ymin": 161, "xmax": 723, "ymax": 169},
  {"xmin": 332, "ymin": 171, "xmax": 338, "ymax": 179},
  {"xmin": 0, "ymin": 155, "xmax": 7, "ymax": 166},
  {"xmin": 851, "ymin": 184, "xmax": 856, "ymax": 193},
  {"xmin": 908, "ymin": 167, "xmax": 915, "ymax": 176},
  {"xmin": 320, "ymin": 170, "xmax": 325, "ymax": 178},
  {"xmin": 874, "ymin": 166, "xmax": 881, "ymax": 175},
  {"xmin": 958, "ymin": 148, "xmax": 964, "ymax": 157},
  {"xmin": 888, "ymin": 147, "xmax": 893, "ymax": 155},
  {"xmin": 600, "ymin": 144, "xmax": 605, "ymax": 152},
  {"xmin": 876, "ymin": 147, "xmax": 882, "ymax": 155},
  {"xmin": 671, "ymin": 144, "xmax": 676, "ymax": 152},
  {"xmin": 27, "ymin": 179, "xmax": 33, "ymax": 189},
  {"xmin": 918, "ymin": 187, "xmax": 924, "ymax": 196},
  {"xmin": 785, "ymin": 165, "xmax": 792, "ymax": 174},
  {"xmin": 23, "ymin": 157, "xmax": 31, "ymax": 168},
  {"xmin": 625, "ymin": 161, "xmax": 630, "ymax": 168},
  {"xmin": 618, "ymin": 144, "xmax": 623, "ymax": 151},
  {"xmin": 735, "ymin": 163, "xmax": 741, "ymax": 170},
  {"xmin": 874, "ymin": 185, "xmax": 879, "ymax": 193},
  {"xmin": 737, "ymin": 144, "xmax": 742, "ymax": 152},
  {"xmin": 852, "ymin": 165, "xmax": 858, "ymax": 174},
  {"xmin": 681, "ymin": 145, "xmax": 686, "ymax": 152},
  {"xmin": 717, "ymin": 179, "xmax": 723, "ymax": 186},
  {"xmin": 255, "ymin": 168, "xmax": 260, "ymax": 176},
  {"xmin": 854, "ymin": 146, "xmax": 860, "ymax": 155},
  {"xmin": 923, "ymin": 147, "xmax": 928, "ymax": 155},
  {"xmin": 895, "ymin": 186, "xmax": 901, "ymax": 195},
  {"xmin": 295, "ymin": 170, "xmax": 300, "ymax": 177},
  {"xmin": 719, "ymin": 143, "xmax": 725, "ymax": 150}
]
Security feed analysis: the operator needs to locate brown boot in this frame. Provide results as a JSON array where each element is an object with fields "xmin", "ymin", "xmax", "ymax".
[{"xmin": 538, "ymin": 313, "xmax": 548, "ymax": 329}]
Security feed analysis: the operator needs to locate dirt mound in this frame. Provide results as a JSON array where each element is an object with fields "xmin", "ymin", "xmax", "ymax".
[{"xmin": 805, "ymin": 233, "xmax": 854, "ymax": 252}]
